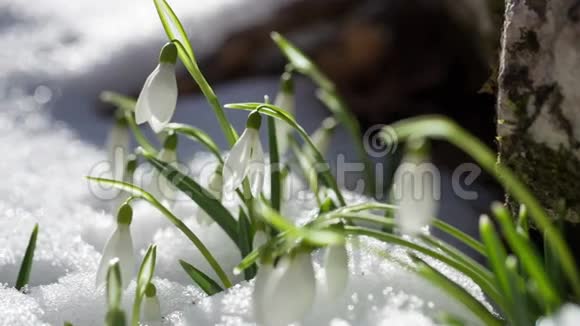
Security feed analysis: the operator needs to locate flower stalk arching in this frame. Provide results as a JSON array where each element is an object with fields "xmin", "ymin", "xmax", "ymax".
[{"xmin": 384, "ymin": 115, "xmax": 580, "ymax": 297}]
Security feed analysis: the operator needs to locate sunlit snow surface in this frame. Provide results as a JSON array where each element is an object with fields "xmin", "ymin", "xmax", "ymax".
[{"xmin": 1, "ymin": 0, "xmax": 491, "ymax": 325}]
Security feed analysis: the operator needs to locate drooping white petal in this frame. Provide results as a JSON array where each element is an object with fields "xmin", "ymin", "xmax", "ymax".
[
  {"xmin": 135, "ymin": 70, "xmax": 156, "ymax": 125},
  {"xmin": 252, "ymin": 230, "xmax": 268, "ymax": 250},
  {"xmin": 252, "ymin": 262, "xmax": 274, "ymax": 325},
  {"xmin": 141, "ymin": 295, "xmax": 162, "ymax": 326},
  {"xmin": 392, "ymin": 159, "xmax": 439, "ymax": 235},
  {"xmin": 106, "ymin": 123, "xmax": 130, "ymax": 181},
  {"xmin": 95, "ymin": 225, "xmax": 135, "ymax": 288},
  {"xmin": 145, "ymin": 63, "xmax": 177, "ymax": 133},
  {"xmin": 223, "ymin": 129, "xmax": 254, "ymax": 192},
  {"xmin": 256, "ymin": 252, "xmax": 316, "ymax": 326},
  {"xmin": 323, "ymin": 244, "xmax": 349, "ymax": 298},
  {"xmin": 248, "ymin": 134, "xmax": 265, "ymax": 197}
]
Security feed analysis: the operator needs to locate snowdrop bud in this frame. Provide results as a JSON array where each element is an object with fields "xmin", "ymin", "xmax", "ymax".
[
  {"xmin": 392, "ymin": 139, "xmax": 439, "ymax": 236},
  {"xmin": 135, "ymin": 43, "xmax": 178, "ymax": 133},
  {"xmin": 538, "ymin": 304, "xmax": 580, "ymax": 326},
  {"xmin": 253, "ymin": 251, "xmax": 316, "ymax": 326},
  {"xmin": 309, "ymin": 117, "xmax": 337, "ymax": 157},
  {"xmin": 96, "ymin": 204, "xmax": 136, "ymax": 288},
  {"xmin": 149, "ymin": 134, "xmax": 178, "ymax": 207},
  {"xmin": 274, "ymin": 72, "xmax": 295, "ymax": 154},
  {"xmin": 223, "ymin": 112, "xmax": 265, "ymax": 196},
  {"xmin": 323, "ymin": 244, "xmax": 349, "ymax": 298},
  {"xmin": 141, "ymin": 283, "xmax": 162, "ymax": 326},
  {"xmin": 106, "ymin": 115, "xmax": 130, "ymax": 181}
]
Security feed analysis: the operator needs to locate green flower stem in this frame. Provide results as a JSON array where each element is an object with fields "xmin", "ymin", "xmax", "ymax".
[
  {"xmin": 387, "ymin": 115, "xmax": 580, "ymax": 297},
  {"xmin": 86, "ymin": 177, "xmax": 232, "ymax": 289}
]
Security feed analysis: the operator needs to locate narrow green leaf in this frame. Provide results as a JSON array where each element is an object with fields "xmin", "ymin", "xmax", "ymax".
[
  {"xmin": 270, "ymin": 32, "xmax": 375, "ymax": 193},
  {"xmin": 237, "ymin": 209, "xmax": 257, "ymax": 280},
  {"xmin": 270, "ymin": 32, "xmax": 334, "ymax": 91},
  {"xmin": 267, "ymin": 116, "xmax": 281, "ymax": 211},
  {"xmin": 491, "ymin": 203, "xmax": 560, "ymax": 309},
  {"xmin": 131, "ymin": 244, "xmax": 157, "ymax": 326},
  {"xmin": 167, "ymin": 123, "xmax": 223, "ymax": 162},
  {"xmin": 106, "ymin": 259, "xmax": 122, "ymax": 309},
  {"xmin": 141, "ymin": 152, "xmax": 239, "ymax": 246},
  {"xmin": 15, "ymin": 223, "xmax": 38, "ymax": 291},
  {"xmin": 505, "ymin": 256, "xmax": 534, "ymax": 325},
  {"xmin": 64, "ymin": 322, "xmax": 73, "ymax": 326},
  {"xmin": 413, "ymin": 256, "xmax": 502, "ymax": 326},
  {"xmin": 479, "ymin": 215, "xmax": 513, "ymax": 316},
  {"xmin": 179, "ymin": 260, "xmax": 223, "ymax": 295},
  {"xmin": 431, "ymin": 220, "xmax": 486, "ymax": 256}
]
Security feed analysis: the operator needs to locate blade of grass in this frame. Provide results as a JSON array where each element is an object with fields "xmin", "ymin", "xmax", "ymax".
[
  {"xmin": 179, "ymin": 260, "xmax": 223, "ymax": 295},
  {"xmin": 505, "ymin": 256, "xmax": 534, "ymax": 325},
  {"xmin": 15, "ymin": 223, "xmax": 38, "ymax": 291},
  {"xmin": 86, "ymin": 177, "xmax": 232, "ymax": 289}
]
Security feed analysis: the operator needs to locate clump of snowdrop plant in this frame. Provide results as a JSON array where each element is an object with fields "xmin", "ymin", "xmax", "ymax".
[{"xmin": 82, "ymin": 0, "xmax": 580, "ymax": 325}]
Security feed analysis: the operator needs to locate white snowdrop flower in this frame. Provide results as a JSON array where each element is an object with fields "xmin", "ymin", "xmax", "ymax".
[
  {"xmin": 148, "ymin": 133, "xmax": 178, "ymax": 208},
  {"xmin": 135, "ymin": 43, "xmax": 178, "ymax": 133},
  {"xmin": 223, "ymin": 111, "xmax": 265, "ymax": 197},
  {"xmin": 392, "ymin": 139, "xmax": 439, "ymax": 236},
  {"xmin": 273, "ymin": 72, "xmax": 294, "ymax": 154},
  {"xmin": 96, "ymin": 204, "xmax": 136, "ymax": 288},
  {"xmin": 141, "ymin": 283, "xmax": 162, "ymax": 326},
  {"xmin": 197, "ymin": 165, "xmax": 223, "ymax": 225},
  {"xmin": 538, "ymin": 303, "xmax": 580, "ymax": 326},
  {"xmin": 253, "ymin": 251, "xmax": 316, "ymax": 326},
  {"xmin": 106, "ymin": 115, "xmax": 130, "ymax": 180},
  {"xmin": 252, "ymin": 230, "xmax": 268, "ymax": 250},
  {"xmin": 323, "ymin": 244, "xmax": 349, "ymax": 298},
  {"xmin": 306, "ymin": 116, "xmax": 337, "ymax": 159}
]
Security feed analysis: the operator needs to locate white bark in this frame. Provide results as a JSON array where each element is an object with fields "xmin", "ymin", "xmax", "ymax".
[{"xmin": 497, "ymin": 0, "xmax": 580, "ymax": 223}]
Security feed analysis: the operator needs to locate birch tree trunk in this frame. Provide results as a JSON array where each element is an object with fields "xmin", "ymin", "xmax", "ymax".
[{"xmin": 497, "ymin": 0, "xmax": 580, "ymax": 228}]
